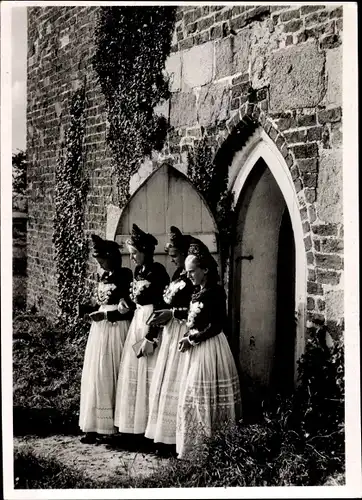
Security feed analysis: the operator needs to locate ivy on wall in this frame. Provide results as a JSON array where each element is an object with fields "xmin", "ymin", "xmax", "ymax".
[
  {"xmin": 187, "ymin": 119, "xmax": 258, "ymax": 274},
  {"xmin": 187, "ymin": 137, "xmax": 235, "ymax": 274},
  {"xmin": 93, "ymin": 6, "xmax": 177, "ymax": 208},
  {"xmin": 53, "ymin": 86, "xmax": 89, "ymax": 320}
]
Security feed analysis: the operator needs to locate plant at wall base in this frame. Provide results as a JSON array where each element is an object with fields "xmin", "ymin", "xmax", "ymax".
[
  {"xmin": 53, "ymin": 87, "xmax": 89, "ymax": 321},
  {"xmin": 93, "ymin": 6, "xmax": 177, "ymax": 208}
]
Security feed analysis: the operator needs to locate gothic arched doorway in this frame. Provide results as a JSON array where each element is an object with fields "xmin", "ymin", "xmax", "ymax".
[
  {"xmin": 231, "ymin": 159, "xmax": 296, "ymax": 402},
  {"xmin": 228, "ymin": 128, "xmax": 306, "ymax": 416}
]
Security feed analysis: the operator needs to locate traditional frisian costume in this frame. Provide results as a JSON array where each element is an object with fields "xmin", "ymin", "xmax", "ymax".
[
  {"xmin": 176, "ymin": 242, "xmax": 241, "ymax": 459},
  {"xmin": 145, "ymin": 226, "xmax": 195, "ymax": 447},
  {"xmin": 79, "ymin": 235, "xmax": 134, "ymax": 438},
  {"xmin": 114, "ymin": 224, "xmax": 170, "ymax": 435}
]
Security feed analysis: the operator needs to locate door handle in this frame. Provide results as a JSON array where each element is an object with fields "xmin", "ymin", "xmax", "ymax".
[{"xmin": 236, "ymin": 255, "xmax": 254, "ymax": 262}]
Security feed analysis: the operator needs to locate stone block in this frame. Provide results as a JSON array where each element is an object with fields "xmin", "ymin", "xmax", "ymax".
[
  {"xmin": 210, "ymin": 24, "xmax": 223, "ymax": 41},
  {"xmin": 283, "ymin": 19, "xmax": 303, "ymax": 32},
  {"xmin": 233, "ymin": 29, "xmax": 251, "ymax": 76},
  {"xmin": 323, "ymin": 46, "xmax": 342, "ymax": 108},
  {"xmin": 182, "ymin": 42, "xmax": 214, "ymax": 89},
  {"xmin": 308, "ymin": 268, "xmax": 316, "ymax": 281},
  {"xmin": 292, "ymin": 143, "xmax": 318, "ymax": 159},
  {"xmin": 307, "ymin": 296, "xmax": 315, "ymax": 310},
  {"xmin": 320, "ymin": 34, "xmax": 342, "ymax": 50},
  {"xmin": 307, "ymin": 281, "xmax": 323, "ymax": 295},
  {"xmin": 321, "ymin": 238, "xmax": 344, "ymax": 253},
  {"xmin": 331, "ymin": 122, "xmax": 342, "ymax": 148},
  {"xmin": 315, "ymin": 253, "xmax": 343, "ymax": 270},
  {"xmin": 197, "ymin": 83, "xmax": 231, "ymax": 126},
  {"xmin": 269, "ymin": 42, "xmax": 325, "ymax": 113},
  {"xmin": 312, "ymin": 223, "xmax": 339, "ymax": 236},
  {"xmin": 164, "ymin": 53, "xmax": 182, "ymax": 92},
  {"xmin": 170, "ymin": 92, "xmax": 197, "ymax": 128},
  {"xmin": 325, "ymin": 290, "xmax": 344, "ymax": 323},
  {"xmin": 316, "ymin": 269, "xmax": 341, "ymax": 286},
  {"xmin": 297, "ymin": 158, "xmax": 318, "ymax": 173},
  {"xmin": 317, "ymin": 149, "xmax": 343, "ymax": 224},
  {"xmin": 318, "ymin": 107, "xmax": 342, "ymax": 125},
  {"xmin": 215, "ymin": 36, "xmax": 233, "ymax": 79}
]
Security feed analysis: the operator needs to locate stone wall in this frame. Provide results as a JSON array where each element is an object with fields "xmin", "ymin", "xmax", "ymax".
[{"xmin": 26, "ymin": 4, "xmax": 344, "ymax": 337}]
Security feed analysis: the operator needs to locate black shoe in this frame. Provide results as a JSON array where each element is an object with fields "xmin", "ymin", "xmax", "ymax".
[
  {"xmin": 154, "ymin": 443, "xmax": 177, "ymax": 458},
  {"xmin": 96, "ymin": 434, "xmax": 116, "ymax": 446},
  {"xmin": 80, "ymin": 433, "xmax": 98, "ymax": 444}
]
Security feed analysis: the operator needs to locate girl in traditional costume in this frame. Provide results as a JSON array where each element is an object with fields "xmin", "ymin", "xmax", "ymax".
[
  {"xmin": 176, "ymin": 242, "xmax": 241, "ymax": 459},
  {"xmin": 79, "ymin": 234, "xmax": 134, "ymax": 444},
  {"xmin": 144, "ymin": 226, "xmax": 195, "ymax": 455},
  {"xmin": 114, "ymin": 224, "xmax": 170, "ymax": 436}
]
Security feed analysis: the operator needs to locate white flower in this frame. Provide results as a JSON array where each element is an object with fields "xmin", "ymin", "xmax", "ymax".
[
  {"xmin": 96, "ymin": 282, "xmax": 117, "ymax": 305},
  {"xmin": 163, "ymin": 279, "xmax": 186, "ymax": 304},
  {"xmin": 130, "ymin": 279, "xmax": 151, "ymax": 302},
  {"xmin": 186, "ymin": 301, "xmax": 204, "ymax": 328}
]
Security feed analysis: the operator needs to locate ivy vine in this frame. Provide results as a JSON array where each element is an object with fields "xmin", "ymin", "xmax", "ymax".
[
  {"xmin": 187, "ymin": 119, "xmax": 258, "ymax": 274},
  {"xmin": 187, "ymin": 137, "xmax": 235, "ymax": 274},
  {"xmin": 93, "ymin": 6, "xmax": 177, "ymax": 208},
  {"xmin": 53, "ymin": 86, "xmax": 89, "ymax": 320}
]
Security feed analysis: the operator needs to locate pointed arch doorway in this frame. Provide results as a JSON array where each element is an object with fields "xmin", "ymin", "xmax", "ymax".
[
  {"xmin": 229, "ymin": 128, "xmax": 307, "ymax": 413},
  {"xmin": 112, "ymin": 164, "xmax": 220, "ymax": 277}
]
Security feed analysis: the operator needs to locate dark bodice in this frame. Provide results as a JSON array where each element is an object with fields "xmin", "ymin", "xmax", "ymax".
[
  {"xmin": 131, "ymin": 261, "xmax": 170, "ymax": 308},
  {"xmin": 96, "ymin": 267, "xmax": 133, "ymax": 305},
  {"xmin": 187, "ymin": 284, "xmax": 227, "ymax": 344},
  {"xmin": 95, "ymin": 267, "xmax": 134, "ymax": 322},
  {"xmin": 131, "ymin": 261, "xmax": 170, "ymax": 342},
  {"xmin": 163, "ymin": 267, "xmax": 194, "ymax": 320}
]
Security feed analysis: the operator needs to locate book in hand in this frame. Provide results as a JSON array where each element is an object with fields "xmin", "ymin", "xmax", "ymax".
[
  {"xmin": 132, "ymin": 338, "xmax": 155, "ymax": 357},
  {"xmin": 145, "ymin": 310, "xmax": 163, "ymax": 325}
]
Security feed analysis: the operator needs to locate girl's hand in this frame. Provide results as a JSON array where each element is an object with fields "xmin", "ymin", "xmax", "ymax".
[
  {"xmin": 148, "ymin": 309, "xmax": 172, "ymax": 326},
  {"xmin": 136, "ymin": 339, "xmax": 155, "ymax": 358},
  {"xmin": 117, "ymin": 298, "xmax": 130, "ymax": 315},
  {"xmin": 178, "ymin": 336, "xmax": 192, "ymax": 353},
  {"xmin": 89, "ymin": 311, "xmax": 106, "ymax": 322}
]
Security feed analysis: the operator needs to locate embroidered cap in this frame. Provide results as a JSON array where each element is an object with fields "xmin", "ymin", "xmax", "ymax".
[
  {"xmin": 126, "ymin": 223, "xmax": 158, "ymax": 254},
  {"xmin": 165, "ymin": 226, "xmax": 189, "ymax": 255},
  {"xmin": 165, "ymin": 226, "xmax": 210, "ymax": 256},
  {"xmin": 91, "ymin": 234, "xmax": 122, "ymax": 259},
  {"xmin": 187, "ymin": 241, "xmax": 218, "ymax": 273}
]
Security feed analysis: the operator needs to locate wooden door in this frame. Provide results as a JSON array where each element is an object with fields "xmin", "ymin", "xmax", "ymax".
[
  {"xmin": 232, "ymin": 159, "xmax": 293, "ymax": 395},
  {"xmin": 115, "ymin": 165, "xmax": 219, "ymax": 277}
]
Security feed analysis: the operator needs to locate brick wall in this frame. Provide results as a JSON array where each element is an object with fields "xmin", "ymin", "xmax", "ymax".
[
  {"xmin": 27, "ymin": 6, "xmax": 112, "ymax": 314},
  {"xmin": 27, "ymin": 4, "xmax": 344, "ymax": 336}
]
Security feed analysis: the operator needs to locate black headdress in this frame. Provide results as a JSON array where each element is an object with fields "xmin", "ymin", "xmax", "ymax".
[
  {"xmin": 126, "ymin": 223, "xmax": 158, "ymax": 254},
  {"xmin": 165, "ymin": 226, "xmax": 190, "ymax": 255},
  {"xmin": 165, "ymin": 226, "xmax": 211, "ymax": 257},
  {"xmin": 91, "ymin": 234, "xmax": 122, "ymax": 260}
]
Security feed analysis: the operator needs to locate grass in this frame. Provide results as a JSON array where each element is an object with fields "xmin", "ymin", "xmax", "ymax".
[
  {"xmin": 13, "ymin": 312, "xmax": 89, "ymax": 435},
  {"xmin": 13, "ymin": 312, "xmax": 345, "ymax": 488}
]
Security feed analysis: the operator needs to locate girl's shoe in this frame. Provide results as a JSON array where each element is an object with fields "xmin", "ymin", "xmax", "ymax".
[{"xmin": 80, "ymin": 432, "xmax": 98, "ymax": 444}]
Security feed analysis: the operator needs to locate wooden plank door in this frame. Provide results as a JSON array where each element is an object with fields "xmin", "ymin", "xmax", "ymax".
[
  {"xmin": 115, "ymin": 165, "xmax": 219, "ymax": 278},
  {"xmin": 232, "ymin": 160, "xmax": 288, "ymax": 391}
]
